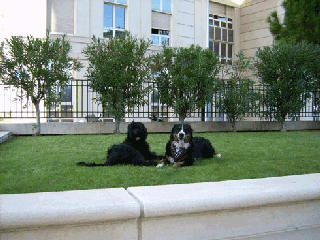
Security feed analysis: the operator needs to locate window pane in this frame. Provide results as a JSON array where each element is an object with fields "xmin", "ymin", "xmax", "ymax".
[
  {"xmin": 151, "ymin": 90, "xmax": 159, "ymax": 103},
  {"xmin": 161, "ymin": 37, "xmax": 169, "ymax": 46},
  {"xmin": 214, "ymin": 42, "xmax": 219, "ymax": 56},
  {"xmin": 163, "ymin": 0, "xmax": 171, "ymax": 13},
  {"xmin": 115, "ymin": 30, "xmax": 125, "ymax": 38},
  {"xmin": 209, "ymin": 19, "xmax": 213, "ymax": 25},
  {"xmin": 214, "ymin": 20, "xmax": 219, "ymax": 27},
  {"xmin": 115, "ymin": 6, "xmax": 125, "ymax": 29},
  {"xmin": 209, "ymin": 26, "xmax": 214, "ymax": 39},
  {"xmin": 228, "ymin": 23, "xmax": 233, "ymax": 29},
  {"xmin": 222, "ymin": 28, "xmax": 227, "ymax": 41},
  {"xmin": 228, "ymin": 44, "xmax": 233, "ymax": 58},
  {"xmin": 215, "ymin": 27, "xmax": 221, "ymax": 40},
  {"xmin": 228, "ymin": 30, "xmax": 233, "ymax": 42},
  {"xmin": 221, "ymin": 43, "xmax": 226, "ymax": 58},
  {"xmin": 104, "ymin": 4, "xmax": 113, "ymax": 28},
  {"xmin": 151, "ymin": 28, "xmax": 158, "ymax": 34},
  {"xmin": 151, "ymin": 35, "xmax": 160, "ymax": 45},
  {"xmin": 160, "ymin": 30, "xmax": 169, "ymax": 35},
  {"xmin": 221, "ymin": 22, "xmax": 226, "ymax": 28},
  {"xmin": 61, "ymin": 86, "xmax": 72, "ymax": 102},
  {"xmin": 106, "ymin": 0, "xmax": 115, "ymax": 2},
  {"xmin": 152, "ymin": 0, "xmax": 161, "ymax": 11},
  {"xmin": 117, "ymin": 0, "xmax": 127, "ymax": 4},
  {"xmin": 219, "ymin": 17, "xmax": 226, "ymax": 21},
  {"xmin": 103, "ymin": 29, "xmax": 113, "ymax": 39},
  {"xmin": 209, "ymin": 41, "xmax": 213, "ymax": 51}
]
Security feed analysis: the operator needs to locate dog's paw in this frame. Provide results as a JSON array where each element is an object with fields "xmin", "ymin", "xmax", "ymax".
[
  {"xmin": 216, "ymin": 154, "xmax": 221, "ymax": 158},
  {"xmin": 173, "ymin": 162, "xmax": 184, "ymax": 168},
  {"xmin": 156, "ymin": 163, "xmax": 164, "ymax": 168},
  {"xmin": 169, "ymin": 157, "xmax": 175, "ymax": 164}
]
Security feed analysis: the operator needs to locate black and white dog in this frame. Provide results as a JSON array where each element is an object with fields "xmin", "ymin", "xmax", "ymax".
[
  {"xmin": 157, "ymin": 123, "xmax": 221, "ymax": 168},
  {"xmin": 157, "ymin": 123, "xmax": 194, "ymax": 168}
]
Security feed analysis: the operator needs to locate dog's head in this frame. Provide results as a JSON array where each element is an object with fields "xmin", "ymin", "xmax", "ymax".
[
  {"xmin": 171, "ymin": 123, "xmax": 193, "ymax": 148},
  {"xmin": 127, "ymin": 121, "xmax": 148, "ymax": 142}
]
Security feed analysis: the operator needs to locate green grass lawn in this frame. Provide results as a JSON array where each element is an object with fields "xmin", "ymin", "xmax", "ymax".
[{"xmin": 1, "ymin": 131, "xmax": 319, "ymax": 194}]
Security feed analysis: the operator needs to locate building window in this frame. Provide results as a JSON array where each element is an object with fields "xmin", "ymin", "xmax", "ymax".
[
  {"xmin": 151, "ymin": 29, "xmax": 169, "ymax": 46},
  {"xmin": 61, "ymin": 85, "xmax": 72, "ymax": 102},
  {"xmin": 208, "ymin": 14, "xmax": 233, "ymax": 64},
  {"xmin": 152, "ymin": 0, "xmax": 171, "ymax": 13},
  {"xmin": 104, "ymin": 3, "xmax": 126, "ymax": 39},
  {"xmin": 151, "ymin": 90, "xmax": 159, "ymax": 103}
]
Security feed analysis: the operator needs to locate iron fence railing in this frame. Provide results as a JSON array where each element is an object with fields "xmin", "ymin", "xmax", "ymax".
[{"xmin": 0, "ymin": 79, "xmax": 319, "ymax": 122}]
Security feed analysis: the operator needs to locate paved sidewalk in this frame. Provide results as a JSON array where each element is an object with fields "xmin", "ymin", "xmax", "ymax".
[
  {"xmin": 0, "ymin": 131, "xmax": 11, "ymax": 144},
  {"xmin": 238, "ymin": 226, "xmax": 320, "ymax": 240}
]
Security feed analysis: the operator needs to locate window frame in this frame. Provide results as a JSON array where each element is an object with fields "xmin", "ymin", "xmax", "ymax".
[
  {"xmin": 208, "ymin": 14, "xmax": 233, "ymax": 64},
  {"xmin": 103, "ymin": 2, "xmax": 126, "ymax": 39},
  {"xmin": 104, "ymin": 0, "xmax": 127, "ymax": 4},
  {"xmin": 152, "ymin": 0, "xmax": 172, "ymax": 14},
  {"xmin": 151, "ymin": 28, "xmax": 170, "ymax": 46}
]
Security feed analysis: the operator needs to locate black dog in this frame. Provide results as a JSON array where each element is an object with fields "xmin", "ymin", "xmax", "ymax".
[
  {"xmin": 192, "ymin": 137, "xmax": 221, "ymax": 159},
  {"xmin": 157, "ymin": 123, "xmax": 195, "ymax": 168},
  {"xmin": 77, "ymin": 122, "xmax": 162, "ymax": 167}
]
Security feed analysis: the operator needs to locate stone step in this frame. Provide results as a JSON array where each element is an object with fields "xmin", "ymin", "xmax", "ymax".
[{"xmin": 0, "ymin": 131, "xmax": 12, "ymax": 144}]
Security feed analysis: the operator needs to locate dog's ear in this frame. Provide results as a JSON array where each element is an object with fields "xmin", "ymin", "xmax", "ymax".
[
  {"xmin": 138, "ymin": 123, "xmax": 147, "ymax": 140},
  {"xmin": 171, "ymin": 124, "xmax": 177, "ymax": 134},
  {"xmin": 170, "ymin": 124, "xmax": 177, "ymax": 141}
]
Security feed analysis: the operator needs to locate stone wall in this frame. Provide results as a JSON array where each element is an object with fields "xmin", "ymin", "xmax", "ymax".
[{"xmin": 1, "ymin": 174, "xmax": 320, "ymax": 240}]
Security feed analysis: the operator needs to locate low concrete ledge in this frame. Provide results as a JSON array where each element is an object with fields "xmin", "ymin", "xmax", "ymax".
[
  {"xmin": 0, "ymin": 188, "xmax": 140, "ymax": 229},
  {"xmin": 1, "ymin": 174, "xmax": 320, "ymax": 240},
  {"xmin": 127, "ymin": 173, "xmax": 320, "ymax": 218},
  {"xmin": 0, "ymin": 131, "xmax": 11, "ymax": 144},
  {"xmin": 0, "ymin": 121, "xmax": 319, "ymax": 135}
]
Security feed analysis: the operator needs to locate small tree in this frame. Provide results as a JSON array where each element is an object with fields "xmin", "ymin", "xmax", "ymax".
[
  {"xmin": 151, "ymin": 44, "xmax": 220, "ymax": 122},
  {"xmin": 83, "ymin": 31, "xmax": 152, "ymax": 133},
  {"xmin": 216, "ymin": 52, "xmax": 260, "ymax": 132},
  {"xmin": 254, "ymin": 41, "xmax": 319, "ymax": 132},
  {"xmin": 0, "ymin": 30, "xmax": 82, "ymax": 136}
]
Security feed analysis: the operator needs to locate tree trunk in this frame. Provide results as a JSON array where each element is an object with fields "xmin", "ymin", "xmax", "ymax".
[
  {"xmin": 33, "ymin": 101, "xmax": 41, "ymax": 136},
  {"xmin": 201, "ymin": 107, "xmax": 205, "ymax": 122},
  {"xmin": 231, "ymin": 121, "xmax": 237, "ymax": 132},
  {"xmin": 114, "ymin": 119, "xmax": 121, "ymax": 134},
  {"xmin": 179, "ymin": 115, "xmax": 186, "ymax": 123},
  {"xmin": 280, "ymin": 121, "xmax": 287, "ymax": 132}
]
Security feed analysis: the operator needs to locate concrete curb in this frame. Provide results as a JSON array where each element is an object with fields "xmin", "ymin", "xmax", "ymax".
[
  {"xmin": 126, "ymin": 174, "xmax": 320, "ymax": 218},
  {"xmin": 0, "ymin": 131, "xmax": 11, "ymax": 144},
  {"xmin": 1, "ymin": 174, "xmax": 320, "ymax": 240},
  {"xmin": 0, "ymin": 121, "xmax": 319, "ymax": 135},
  {"xmin": 0, "ymin": 188, "xmax": 140, "ymax": 229}
]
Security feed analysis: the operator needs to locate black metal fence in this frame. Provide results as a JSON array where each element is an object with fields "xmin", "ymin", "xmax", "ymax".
[{"xmin": 0, "ymin": 79, "xmax": 319, "ymax": 122}]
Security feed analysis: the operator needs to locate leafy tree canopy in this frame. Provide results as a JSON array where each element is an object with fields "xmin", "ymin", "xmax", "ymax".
[
  {"xmin": 254, "ymin": 41, "xmax": 320, "ymax": 131},
  {"xmin": 217, "ymin": 52, "xmax": 260, "ymax": 132},
  {"xmin": 267, "ymin": 0, "xmax": 320, "ymax": 45},
  {"xmin": 0, "ymin": 30, "xmax": 82, "ymax": 135},
  {"xmin": 83, "ymin": 31, "xmax": 152, "ymax": 133},
  {"xmin": 151, "ymin": 44, "xmax": 220, "ymax": 122}
]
